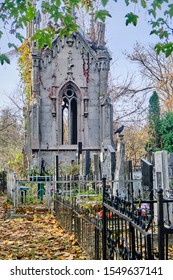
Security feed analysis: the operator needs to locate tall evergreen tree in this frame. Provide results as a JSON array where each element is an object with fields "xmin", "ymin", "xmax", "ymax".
[
  {"xmin": 159, "ymin": 112, "xmax": 173, "ymax": 153},
  {"xmin": 148, "ymin": 91, "xmax": 161, "ymax": 150}
]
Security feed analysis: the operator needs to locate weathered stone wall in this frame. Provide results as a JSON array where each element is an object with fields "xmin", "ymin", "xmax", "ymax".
[{"xmin": 25, "ymin": 29, "xmax": 114, "ymax": 175}]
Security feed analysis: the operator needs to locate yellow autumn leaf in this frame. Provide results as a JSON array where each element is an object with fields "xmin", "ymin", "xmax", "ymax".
[{"xmin": 33, "ymin": 215, "xmax": 38, "ymax": 222}]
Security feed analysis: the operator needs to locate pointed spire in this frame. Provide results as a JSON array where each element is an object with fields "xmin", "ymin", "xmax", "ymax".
[
  {"xmin": 97, "ymin": 22, "xmax": 106, "ymax": 48},
  {"xmin": 26, "ymin": 0, "xmax": 36, "ymax": 39},
  {"xmin": 88, "ymin": 6, "xmax": 96, "ymax": 43},
  {"xmin": 71, "ymin": 6, "xmax": 77, "ymax": 23}
]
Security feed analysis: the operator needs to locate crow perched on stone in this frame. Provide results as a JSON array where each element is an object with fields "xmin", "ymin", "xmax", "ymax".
[{"xmin": 114, "ymin": 125, "xmax": 124, "ymax": 134}]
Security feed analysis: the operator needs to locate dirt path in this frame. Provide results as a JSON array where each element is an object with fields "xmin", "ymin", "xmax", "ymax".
[{"xmin": 0, "ymin": 193, "xmax": 89, "ymax": 260}]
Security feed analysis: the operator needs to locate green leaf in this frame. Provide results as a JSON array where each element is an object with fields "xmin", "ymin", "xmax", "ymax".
[
  {"xmin": 95, "ymin": 10, "xmax": 112, "ymax": 22},
  {"xmin": 69, "ymin": 0, "xmax": 80, "ymax": 5},
  {"xmin": 164, "ymin": 4, "xmax": 173, "ymax": 18},
  {"xmin": 125, "ymin": 0, "xmax": 130, "ymax": 5},
  {"xmin": 41, "ymin": 1, "xmax": 50, "ymax": 13},
  {"xmin": 8, "ymin": 43, "xmax": 18, "ymax": 50},
  {"xmin": 0, "ymin": 31, "xmax": 3, "ymax": 39},
  {"xmin": 125, "ymin": 12, "xmax": 139, "ymax": 26},
  {"xmin": 164, "ymin": 43, "xmax": 173, "ymax": 57},
  {"xmin": 49, "ymin": 7, "xmax": 62, "ymax": 22},
  {"xmin": 25, "ymin": 1, "xmax": 36, "ymax": 20},
  {"xmin": 141, "ymin": 0, "xmax": 147, "ymax": 8},
  {"xmin": 101, "ymin": 0, "xmax": 109, "ymax": 7},
  {"xmin": 155, "ymin": 42, "xmax": 173, "ymax": 57},
  {"xmin": 148, "ymin": 8, "xmax": 157, "ymax": 18},
  {"xmin": 16, "ymin": 32, "xmax": 24, "ymax": 43},
  {"xmin": 31, "ymin": 30, "xmax": 43, "ymax": 41},
  {"xmin": 151, "ymin": 0, "xmax": 162, "ymax": 11},
  {"xmin": 150, "ymin": 29, "xmax": 159, "ymax": 36},
  {"xmin": 54, "ymin": 0, "xmax": 62, "ymax": 6},
  {"xmin": 0, "ymin": 54, "xmax": 10, "ymax": 65},
  {"xmin": 154, "ymin": 43, "xmax": 163, "ymax": 55},
  {"xmin": 31, "ymin": 27, "xmax": 56, "ymax": 49},
  {"xmin": 63, "ymin": 14, "xmax": 74, "ymax": 25}
]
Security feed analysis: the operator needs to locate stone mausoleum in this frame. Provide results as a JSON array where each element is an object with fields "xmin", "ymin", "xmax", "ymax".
[{"xmin": 25, "ymin": 11, "xmax": 115, "ymax": 178}]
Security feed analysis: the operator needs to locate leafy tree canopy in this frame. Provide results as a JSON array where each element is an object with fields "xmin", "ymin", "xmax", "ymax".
[
  {"xmin": 0, "ymin": 107, "xmax": 24, "ymax": 176},
  {"xmin": 0, "ymin": 0, "xmax": 173, "ymax": 65},
  {"xmin": 148, "ymin": 91, "xmax": 161, "ymax": 150},
  {"xmin": 159, "ymin": 111, "xmax": 173, "ymax": 152}
]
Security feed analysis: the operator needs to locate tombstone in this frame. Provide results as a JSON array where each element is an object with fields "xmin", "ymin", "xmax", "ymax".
[
  {"xmin": 168, "ymin": 153, "xmax": 173, "ymax": 187},
  {"xmin": 100, "ymin": 142, "xmax": 107, "ymax": 177},
  {"xmin": 13, "ymin": 173, "xmax": 18, "ymax": 209},
  {"xmin": 124, "ymin": 160, "xmax": 133, "ymax": 198},
  {"xmin": 141, "ymin": 159, "xmax": 153, "ymax": 200},
  {"xmin": 77, "ymin": 142, "xmax": 82, "ymax": 163},
  {"xmin": 106, "ymin": 145, "xmax": 115, "ymax": 181},
  {"xmin": 7, "ymin": 171, "xmax": 15, "ymax": 202},
  {"xmin": 140, "ymin": 159, "xmax": 154, "ymax": 224},
  {"xmin": 132, "ymin": 166, "xmax": 142, "ymax": 198},
  {"xmin": 154, "ymin": 151, "xmax": 170, "ymax": 223},
  {"xmin": 154, "ymin": 151, "xmax": 169, "ymax": 194},
  {"xmin": 85, "ymin": 150, "xmax": 90, "ymax": 176},
  {"xmin": 114, "ymin": 134, "xmax": 125, "ymax": 195},
  {"xmin": 124, "ymin": 160, "xmax": 133, "ymax": 180},
  {"xmin": 167, "ymin": 153, "xmax": 173, "ymax": 223},
  {"xmin": 7, "ymin": 171, "xmax": 18, "ymax": 207},
  {"xmin": 93, "ymin": 154, "xmax": 100, "ymax": 179}
]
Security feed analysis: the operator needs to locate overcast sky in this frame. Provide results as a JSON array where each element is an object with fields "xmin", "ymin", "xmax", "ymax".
[{"xmin": 0, "ymin": 1, "xmax": 158, "ymax": 108}]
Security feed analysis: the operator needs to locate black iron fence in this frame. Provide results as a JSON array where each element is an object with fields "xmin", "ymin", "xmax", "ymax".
[
  {"xmin": 157, "ymin": 188, "xmax": 173, "ymax": 260},
  {"xmin": 102, "ymin": 177, "xmax": 155, "ymax": 260},
  {"xmin": 54, "ymin": 177, "xmax": 173, "ymax": 260},
  {"xmin": 54, "ymin": 195, "xmax": 103, "ymax": 259},
  {"xmin": 7, "ymin": 172, "xmax": 173, "ymax": 259}
]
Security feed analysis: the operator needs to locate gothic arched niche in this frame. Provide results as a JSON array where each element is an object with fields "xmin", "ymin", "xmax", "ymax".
[{"xmin": 60, "ymin": 83, "xmax": 78, "ymax": 145}]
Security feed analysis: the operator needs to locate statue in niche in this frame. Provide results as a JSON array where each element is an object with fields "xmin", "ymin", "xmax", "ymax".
[
  {"xmin": 32, "ymin": 90, "xmax": 40, "ymax": 105},
  {"xmin": 66, "ymin": 51, "xmax": 74, "ymax": 80},
  {"xmin": 67, "ymin": 51, "xmax": 74, "ymax": 71}
]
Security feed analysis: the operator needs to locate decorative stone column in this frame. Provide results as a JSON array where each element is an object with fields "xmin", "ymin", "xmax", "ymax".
[
  {"xmin": 83, "ymin": 96, "xmax": 89, "ymax": 118},
  {"xmin": 51, "ymin": 87, "xmax": 57, "ymax": 147},
  {"xmin": 114, "ymin": 134, "xmax": 125, "ymax": 195}
]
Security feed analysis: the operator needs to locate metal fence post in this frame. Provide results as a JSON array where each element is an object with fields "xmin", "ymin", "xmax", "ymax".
[
  {"xmin": 70, "ymin": 197, "xmax": 74, "ymax": 233},
  {"xmin": 46, "ymin": 182, "xmax": 51, "ymax": 210},
  {"xmin": 129, "ymin": 221, "xmax": 135, "ymax": 259},
  {"xmin": 95, "ymin": 227, "xmax": 100, "ymax": 260},
  {"xmin": 157, "ymin": 188, "xmax": 164, "ymax": 260},
  {"xmin": 13, "ymin": 172, "xmax": 18, "ymax": 212},
  {"xmin": 102, "ymin": 176, "xmax": 107, "ymax": 260}
]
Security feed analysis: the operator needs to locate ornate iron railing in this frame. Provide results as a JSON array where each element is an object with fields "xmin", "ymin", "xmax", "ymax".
[{"xmin": 54, "ymin": 194, "xmax": 103, "ymax": 259}]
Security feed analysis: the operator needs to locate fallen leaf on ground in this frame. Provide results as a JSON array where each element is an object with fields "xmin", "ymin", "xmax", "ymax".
[{"xmin": 0, "ymin": 193, "xmax": 89, "ymax": 260}]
